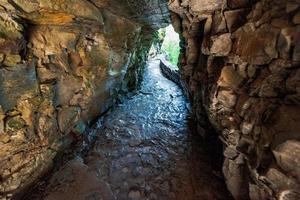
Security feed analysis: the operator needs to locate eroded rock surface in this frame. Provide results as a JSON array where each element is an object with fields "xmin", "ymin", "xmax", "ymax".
[
  {"xmin": 0, "ymin": 1, "xmax": 169, "ymax": 198},
  {"xmin": 169, "ymin": 0, "xmax": 300, "ymax": 199}
]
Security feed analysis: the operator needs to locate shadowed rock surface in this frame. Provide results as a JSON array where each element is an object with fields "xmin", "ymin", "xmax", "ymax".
[
  {"xmin": 169, "ymin": 0, "xmax": 300, "ymax": 199},
  {"xmin": 0, "ymin": 1, "xmax": 170, "ymax": 198}
]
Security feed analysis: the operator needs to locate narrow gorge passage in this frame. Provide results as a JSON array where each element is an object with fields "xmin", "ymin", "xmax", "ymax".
[{"xmin": 33, "ymin": 60, "xmax": 232, "ymax": 200}]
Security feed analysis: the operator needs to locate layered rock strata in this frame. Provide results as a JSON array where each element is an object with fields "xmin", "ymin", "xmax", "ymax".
[
  {"xmin": 0, "ymin": 0, "xmax": 169, "ymax": 198},
  {"xmin": 169, "ymin": 0, "xmax": 300, "ymax": 199}
]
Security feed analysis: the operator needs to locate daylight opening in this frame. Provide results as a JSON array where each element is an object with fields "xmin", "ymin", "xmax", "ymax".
[{"xmin": 149, "ymin": 24, "xmax": 180, "ymax": 69}]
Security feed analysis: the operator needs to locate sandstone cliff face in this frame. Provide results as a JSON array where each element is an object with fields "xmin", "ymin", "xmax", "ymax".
[
  {"xmin": 169, "ymin": 0, "xmax": 300, "ymax": 199},
  {"xmin": 0, "ymin": 0, "xmax": 169, "ymax": 198}
]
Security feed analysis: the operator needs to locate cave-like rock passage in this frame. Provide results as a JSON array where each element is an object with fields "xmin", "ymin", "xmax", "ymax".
[
  {"xmin": 0, "ymin": 0, "xmax": 300, "ymax": 200},
  {"xmin": 26, "ymin": 60, "xmax": 232, "ymax": 200}
]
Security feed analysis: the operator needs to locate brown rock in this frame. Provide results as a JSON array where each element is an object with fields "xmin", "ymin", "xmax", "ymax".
[
  {"xmin": 0, "ymin": 110, "xmax": 4, "ymax": 134},
  {"xmin": 278, "ymin": 190, "xmax": 300, "ymax": 200},
  {"xmin": 273, "ymin": 140, "xmax": 300, "ymax": 181},
  {"xmin": 210, "ymin": 33, "xmax": 232, "ymax": 56},
  {"xmin": 217, "ymin": 90, "xmax": 237, "ymax": 108},
  {"xmin": 24, "ymin": 11, "xmax": 75, "ymax": 25},
  {"xmin": 58, "ymin": 106, "xmax": 81, "ymax": 133},
  {"xmin": 223, "ymin": 157, "xmax": 250, "ymax": 200},
  {"xmin": 44, "ymin": 158, "xmax": 115, "ymax": 200},
  {"xmin": 286, "ymin": 69, "xmax": 300, "ymax": 93},
  {"xmin": 55, "ymin": 76, "xmax": 83, "ymax": 106},
  {"xmin": 217, "ymin": 65, "xmax": 244, "ymax": 89},
  {"xmin": 3, "ymin": 54, "xmax": 21, "ymax": 67},
  {"xmin": 277, "ymin": 26, "xmax": 300, "ymax": 59},
  {"xmin": 293, "ymin": 12, "xmax": 300, "ymax": 24},
  {"xmin": 286, "ymin": 3, "xmax": 299, "ymax": 13},
  {"xmin": 259, "ymin": 73, "xmax": 287, "ymax": 98},
  {"xmin": 249, "ymin": 184, "xmax": 270, "ymax": 200},
  {"xmin": 271, "ymin": 18, "xmax": 289, "ymax": 28},
  {"xmin": 224, "ymin": 146, "xmax": 238, "ymax": 159},
  {"xmin": 227, "ymin": 0, "xmax": 249, "ymax": 9},
  {"xmin": 224, "ymin": 9, "xmax": 247, "ymax": 32},
  {"xmin": 234, "ymin": 25, "xmax": 279, "ymax": 65},
  {"xmin": 190, "ymin": 0, "xmax": 224, "ymax": 13},
  {"xmin": 293, "ymin": 44, "xmax": 300, "ymax": 61},
  {"xmin": 212, "ymin": 12, "xmax": 227, "ymax": 34},
  {"xmin": 266, "ymin": 168, "xmax": 299, "ymax": 192},
  {"xmin": 0, "ymin": 63, "xmax": 39, "ymax": 112}
]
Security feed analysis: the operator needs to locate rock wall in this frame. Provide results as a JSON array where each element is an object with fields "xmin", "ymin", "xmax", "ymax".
[
  {"xmin": 0, "ymin": 0, "xmax": 169, "ymax": 198},
  {"xmin": 169, "ymin": 0, "xmax": 300, "ymax": 199},
  {"xmin": 159, "ymin": 58, "xmax": 190, "ymax": 96}
]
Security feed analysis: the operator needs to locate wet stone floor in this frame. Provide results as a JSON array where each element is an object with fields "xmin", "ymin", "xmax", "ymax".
[{"xmin": 29, "ymin": 60, "xmax": 232, "ymax": 200}]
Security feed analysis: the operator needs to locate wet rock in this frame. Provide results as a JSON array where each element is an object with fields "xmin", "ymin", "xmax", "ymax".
[
  {"xmin": 128, "ymin": 189, "xmax": 141, "ymax": 200},
  {"xmin": 36, "ymin": 60, "xmax": 232, "ymax": 200},
  {"xmin": 44, "ymin": 158, "xmax": 116, "ymax": 200}
]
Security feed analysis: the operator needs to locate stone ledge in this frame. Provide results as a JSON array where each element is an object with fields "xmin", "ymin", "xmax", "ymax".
[{"xmin": 159, "ymin": 58, "xmax": 189, "ymax": 97}]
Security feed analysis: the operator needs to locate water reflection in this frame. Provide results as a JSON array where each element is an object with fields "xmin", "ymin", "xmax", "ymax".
[{"xmin": 86, "ymin": 60, "xmax": 232, "ymax": 199}]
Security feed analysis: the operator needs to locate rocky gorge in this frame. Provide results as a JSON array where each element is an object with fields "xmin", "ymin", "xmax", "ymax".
[{"xmin": 0, "ymin": 0, "xmax": 299, "ymax": 200}]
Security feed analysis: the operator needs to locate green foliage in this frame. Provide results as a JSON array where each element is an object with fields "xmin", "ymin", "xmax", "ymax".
[
  {"xmin": 160, "ymin": 25, "xmax": 180, "ymax": 67},
  {"xmin": 161, "ymin": 40, "xmax": 180, "ymax": 67}
]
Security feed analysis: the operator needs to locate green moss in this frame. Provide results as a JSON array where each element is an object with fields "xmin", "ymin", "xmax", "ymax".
[
  {"xmin": 3, "ymin": 54, "xmax": 21, "ymax": 67},
  {"xmin": 7, "ymin": 116, "xmax": 26, "ymax": 131}
]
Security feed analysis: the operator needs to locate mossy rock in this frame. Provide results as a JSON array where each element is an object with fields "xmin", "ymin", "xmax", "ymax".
[
  {"xmin": 0, "ymin": 13, "xmax": 23, "ymax": 40},
  {"xmin": 3, "ymin": 54, "xmax": 21, "ymax": 67},
  {"xmin": 6, "ymin": 116, "xmax": 26, "ymax": 132}
]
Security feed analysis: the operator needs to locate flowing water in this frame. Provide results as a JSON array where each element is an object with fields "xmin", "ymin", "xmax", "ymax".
[{"xmin": 29, "ymin": 60, "xmax": 232, "ymax": 200}]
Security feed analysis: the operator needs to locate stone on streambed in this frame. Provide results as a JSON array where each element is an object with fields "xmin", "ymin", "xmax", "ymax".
[{"xmin": 44, "ymin": 157, "xmax": 115, "ymax": 200}]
